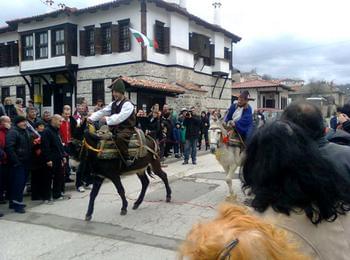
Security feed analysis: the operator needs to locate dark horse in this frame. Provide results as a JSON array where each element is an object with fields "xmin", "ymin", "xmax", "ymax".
[{"xmin": 72, "ymin": 125, "xmax": 172, "ymax": 221}]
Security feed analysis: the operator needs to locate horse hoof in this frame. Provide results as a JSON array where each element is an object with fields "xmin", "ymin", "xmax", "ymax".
[
  {"xmin": 166, "ymin": 197, "xmax": 171, "ymax": 203},
  {"xmin": 225, "ymin": 194, "xmax": 237, "ymax": 202},
  {"xmin": 132, "ymin": 204, "xmax": 139, "ymax": 210},
  {"xmin": 120, "ymin": 209, "xmax": 127, "ymax": 216},
  {"xmin": 85, "ymin": 215, "xmax": 92, "ymax": 221}
]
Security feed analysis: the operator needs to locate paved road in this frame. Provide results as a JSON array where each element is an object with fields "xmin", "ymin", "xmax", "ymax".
[{"xmin": 0, "ymin": 153, "xmax": 244, "ymax": 260}]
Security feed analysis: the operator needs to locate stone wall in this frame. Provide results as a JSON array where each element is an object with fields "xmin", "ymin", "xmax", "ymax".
[
  {"xmin": 0, "ymin": 76, "xmax": 29, "ymax": 103},
  {"xmin": 77, "ymin": 62, "xmax": 232, "ymax": 112}
]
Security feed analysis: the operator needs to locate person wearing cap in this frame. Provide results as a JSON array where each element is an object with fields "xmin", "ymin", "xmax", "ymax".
[
  {"xmin": 88, "ymin": 78, "xmax": 136, "ymax": 166},
  {"xmin": 5, "ymin": 116, "xmax": 32, "ymax": 213},
  {"xmin": 224, "ymin": 90, "xmax": 253, "ymax": 142}
]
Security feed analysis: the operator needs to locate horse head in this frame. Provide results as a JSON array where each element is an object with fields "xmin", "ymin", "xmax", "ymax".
[{"xmin": 208, "ymin": 118, "xmax": 228, "ymax": 154}]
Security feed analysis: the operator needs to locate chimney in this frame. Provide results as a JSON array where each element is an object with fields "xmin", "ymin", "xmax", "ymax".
[
  {"xmin": 179, "ymin": 0, "xmax": 187, "ymax": 9},
  {"xmin": 212, "ymin": 0, "xmax": 222, "ymax": 26}
]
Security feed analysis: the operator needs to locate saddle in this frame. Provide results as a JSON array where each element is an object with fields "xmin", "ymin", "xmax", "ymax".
[{"xmin": 95, "ymin": 125, "xmax": 148, "ymax": 160}]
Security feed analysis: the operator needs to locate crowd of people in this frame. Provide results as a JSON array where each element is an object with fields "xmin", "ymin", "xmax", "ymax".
[
  {"xmin": 0, "ymin": 98, "xmax": 95, "ymax": 215},
  {"xmin": 135, "ymin": 104, "xmax": 222, "ymax": 165}
]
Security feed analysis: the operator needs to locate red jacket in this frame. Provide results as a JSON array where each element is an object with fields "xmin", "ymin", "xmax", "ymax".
[
  {"xmin": 59, "ymin": 119, "xmax": 72, "ymax": 145},
  {"xmin": 0, "ymin": 126, "xmax": 8, "ymax": 164}
]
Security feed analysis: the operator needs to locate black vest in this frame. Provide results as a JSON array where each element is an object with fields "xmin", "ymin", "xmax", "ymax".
[{"xmin": 111, "ymin": 98, "xmax": 136, "ymax": 130}]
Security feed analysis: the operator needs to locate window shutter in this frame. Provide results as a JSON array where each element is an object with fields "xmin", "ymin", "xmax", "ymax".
[
  {"xmin": 228, "ymin": 50, "xmax": 233, "ymax": 70},
  {"xmin": 0, "ymin": 45, "xmax": 4, "ymax": 67},
  {"xmin": 111, "ymin": 24, "xmax": 119, "ymax": 53},
  {"xmin": 94, "ymin": 27, "xmax": 102, "ymax": 54},
  {"xmin": 79, "ymin": 30, "xmax": 87, "ymax": 56},
  {"xmin": 13, "ymin": 43, "xmax": 19, "ymax": 65},
  {"xmin": 69, "ymin": 25, "xmax": 77, "ymax": 56},
  {"xmin": 209, "ymin": 44, "xmax": 215, "ymax": 66},
  {"xmin": 51, "ymin": 30, "xmax": 56, "ymax": 57},
  {"xmin": 163, "ymin": 27, "xmax": 170, "ymax": 54},
  {"xmin": 35, "ymin": 34, "xmax": 40, "ymax": 59},
  {"xmin": 2, "ymin": 45, "xmax": 10, "ymax": 67}
]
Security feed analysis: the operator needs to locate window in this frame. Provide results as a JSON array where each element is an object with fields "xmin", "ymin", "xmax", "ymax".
[
  {"xmin": 1, "ymin": 87, "xmax": 10, "ymax": 103},
  {"xmin": 224, "ymin": 47, "xmax": 230, "ymax": 60},
  {"xmin": 52, "ymin": 29, "xmax": 65, "ymax": 56},
  {"xmin": 22, "ymin": 34, "xmax": 34, "ymax": 60},
  {"xmin": 155, "ymin": 21, "xmax": 165, "ymax": 53},
  {"xmin": 92, "ymin": 80, "xmax": 105, "ymax": 105},
  {"xmin": 36, "ymin": 32, "xmax": 48, "ymax": 59},
  {"xmin": 16, "ymin": 85, "xmax": 26, "ymax": 105},
  {"xmin": 0, "ymin": 42, "xmax": 18, "ymax": 67},
  {"xmin": 281, "ymin": 97, "xmax": 288, "ymax": 109},
  {"xmin": 86, "ymin": 27, "xmax": 95, "ymax": 55},
  {"xmin": 154, "ymin": 21, "xmax": 170, "ymax": 54},
  {"xmin": 101, "ymin": 23, "xmax": 112, "ymax": 54},
  {"xmin": 119, "ymin": 19, "xmax": 131, "ymax": 52}
]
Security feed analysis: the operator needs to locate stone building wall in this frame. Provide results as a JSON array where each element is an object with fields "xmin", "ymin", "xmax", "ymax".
[{"xmin": 77, "ymin": 62, "xmax": 232, "ymax": 112}]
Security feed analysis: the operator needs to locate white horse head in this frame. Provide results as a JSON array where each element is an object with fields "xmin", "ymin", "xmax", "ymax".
[{"xmin": 208, "ymin": 118, "xmax": 231, "ymax": 153}]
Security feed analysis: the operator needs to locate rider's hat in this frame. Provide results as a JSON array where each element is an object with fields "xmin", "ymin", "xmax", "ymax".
[
  {"xmin": 109, "ymin": 78, "xmax": 126, "ymax": 94},
  {"xmin": 239, "ymin": 90, "xmax": 250, "ymax": 100}
]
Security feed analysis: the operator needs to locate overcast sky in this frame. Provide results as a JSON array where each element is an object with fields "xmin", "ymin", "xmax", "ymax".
[{"xmin": 1, "ymin": 0, "xmax": 350, "ymax": 83}]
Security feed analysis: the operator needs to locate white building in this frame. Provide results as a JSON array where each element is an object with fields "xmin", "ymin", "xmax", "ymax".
[
  {"xmin": 0, "ymin": 0, "xmax": 241, "ymax": 114},
  {"xmin": 232, "ymin": 79, "xmax": 292, "ymax": 111}
]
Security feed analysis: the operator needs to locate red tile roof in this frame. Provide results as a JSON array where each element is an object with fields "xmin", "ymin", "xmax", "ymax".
[
  {"xmin": 117, "ymin": 76, "xmax": 185, "ymax": 94},
  {"xmin": 233, "ymin": 79, "xmax": 291, "ymax": 90},
  {"xmin": 176, "ymin": 82, "xmax": 207, "ymax": 92}
]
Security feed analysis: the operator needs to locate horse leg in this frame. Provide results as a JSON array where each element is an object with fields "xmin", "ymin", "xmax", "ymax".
[
  {"xmin": 225, "ymin": 147, "xmax": 241, "ymax": 202},
  {"xmin": 151, "ymin": 160, "xmax": 172, "ymax": 202},
  {"xmin": 111, "ymin": 176, "xmax": 128, "ymax": 216},
  {"xmin": 85, "ymin": 176, "xmax": 104, "ymax": 221},
  {"xmin": 133, "ymin": 173, "xmax": 150, "ymax": 210}
]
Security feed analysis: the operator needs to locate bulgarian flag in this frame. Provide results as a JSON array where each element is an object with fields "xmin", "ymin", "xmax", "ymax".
[{"xmin": 130, "ymin": 28, "xmax": 159, "ymax": 49}]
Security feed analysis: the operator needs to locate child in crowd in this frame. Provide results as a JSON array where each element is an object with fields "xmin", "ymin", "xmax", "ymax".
[{"xmin": 173, "ymin": 122, "xmax": 182, "ymax": 159}]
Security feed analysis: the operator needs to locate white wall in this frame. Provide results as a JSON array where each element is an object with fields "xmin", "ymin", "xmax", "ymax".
[
  {"xmin": 0, "ymin": 31, "xmax": 19, "ymax": 43},
  {"xmin": 21, "ymin": 56, "xmax": 66, "ymax": 72},
  {"xmin": 78, "ymin": 1, "xmax": 142, "ymax": 68},
  {"xmin": 0, "ymin": 67, "xmax": 20, "ymax": 77}
]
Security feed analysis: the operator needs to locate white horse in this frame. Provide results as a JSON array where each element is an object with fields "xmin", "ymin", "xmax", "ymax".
[{"xmin": 208, "ymin": 119, "xmax": 243, "ymax": 201}]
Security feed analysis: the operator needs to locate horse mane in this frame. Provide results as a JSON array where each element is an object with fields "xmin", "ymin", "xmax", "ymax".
[{"xmin": 179, "ymin": 204, "xmax": 310, "ymax": 260}]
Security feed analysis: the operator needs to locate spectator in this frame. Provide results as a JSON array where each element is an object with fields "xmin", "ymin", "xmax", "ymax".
[
  {"xmin": 26, "ymin": 106, "xmax": 38, "ymax": 128},
  {"xmin": 136, "ymin": 109, "xmax": 148, "ymax": 132},
  {"xmin": 41, "ymin": 115, "xmax": 68, "ymax": 200},
  {"xmin": 0, "ymin": 116, "xmax": 11, "ymax": 204},
  {"xmin": 173, "ymin": 122, "xmax": 182, "ymax": 158},
  {"xmin": 0, "ymin": 100, "xmax": 5, "ymax": 117},
  {"xmin": 180, "ymin": 204, "xmax": 309, "ymax": 260},
  {"xmin": 60, "ymin": 105, "xmax": 75, "ymax": 183},
  {"xmin": 337, "ymin": 104, "xmax": 350, "ymax": 133},
  {"xmin": 161, "ymin": 105, "xmax": 173, "ymax": 157},
  {"xmin": 15, "ymin": 98, "xmax": 26, "ymax": 117},
  {"xmin": 94, "ymin": 99, "xmax": 105, "ymax": 112},
  {"xmin": 146, "ymin": 111, "xmax": 160, "ymax": 140},
  {"xmin": 198, "ymin": 111, "xmax": 210, "ymax": 150},
  {"xmin": 31, "ymin": 121, "xmax": 50, "ymax": 202},
  {"xmin": 73, "ymin": 103, "xmax": 86, "ymax": 127},
  {"xmin": 27, "ymin": 99, "xmax": 34, "ymax": 109},
  {"xmin": 242, "ymin": 120, "xmax": 350, "ymax": 259},
  {"xmin": 180, "ymin": 122, "xmax": 186, "ymax": 158},
  {"xmin": 6, "ymin": 116, "xmax": 32, "ymax": 213},
  {"xmin": 42, "ymin": 111, "xmax": 51, "ymax": 126},
  {"xmin": 4, "ymin": 97, "xmax": 17, "ymax": 120},
  {"xmin": 183, "ymin": 107, "xmax": 201, "ymax": 165},
  {"xmin": 282, "ymin": 101, "xmax": 350, "ymax": 177}
]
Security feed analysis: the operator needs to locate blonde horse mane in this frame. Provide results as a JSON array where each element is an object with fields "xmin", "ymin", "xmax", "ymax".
[{"xmin": 179, "ymin": 204, "xmax": 310, "ymax": 260}]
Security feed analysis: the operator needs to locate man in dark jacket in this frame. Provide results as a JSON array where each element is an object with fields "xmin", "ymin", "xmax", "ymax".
[
  {"xmin": 198, "ymin": 111, "xmax": 210, "ymax": 150},
  {"xmin": 282, "ymin": 101, "xmax": 350, "ymax": 178},
  {"xmin": 41, "ymin": 114, "xmax": 68, "ymax": 200},
  {"xmin": 5, "ymin": 116, "xmax": 32, "ymax": 213},
  {"xmin": 183, "ymin": 107, "xmax": 201, "ymax": 165}
]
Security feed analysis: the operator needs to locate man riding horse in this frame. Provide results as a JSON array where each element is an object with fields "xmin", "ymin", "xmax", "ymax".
[
  {"xmin": 88, "ymin": 78, "xmax": 136, "ymax": 166},
  {"xmin": 224, "ymin": 90, "xmax": 253, "ymax": 147}
]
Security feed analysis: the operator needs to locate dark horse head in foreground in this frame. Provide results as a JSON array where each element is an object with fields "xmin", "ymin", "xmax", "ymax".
[{"xmin": 72, "ymin": 124, "xmax": 172, "ymax": 221}]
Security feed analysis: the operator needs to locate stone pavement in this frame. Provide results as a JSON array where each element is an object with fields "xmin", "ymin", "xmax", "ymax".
[{"xmin": 0, "ymin": 153, "xmax": 245, "ymax": 260}]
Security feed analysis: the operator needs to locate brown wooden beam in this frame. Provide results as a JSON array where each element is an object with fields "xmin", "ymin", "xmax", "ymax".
[{"xmin": 141, "ymin": 0, "xmax": 147, "ymax": 61}]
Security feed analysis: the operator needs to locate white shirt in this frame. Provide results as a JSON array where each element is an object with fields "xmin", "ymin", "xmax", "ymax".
[
  {"xmin": 231, "ymin": 106, "xmax": 244, "ymax": 122},
  {"xmin": 88, "ymin": 100, "xmax": 134, "ymax": 126}
]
